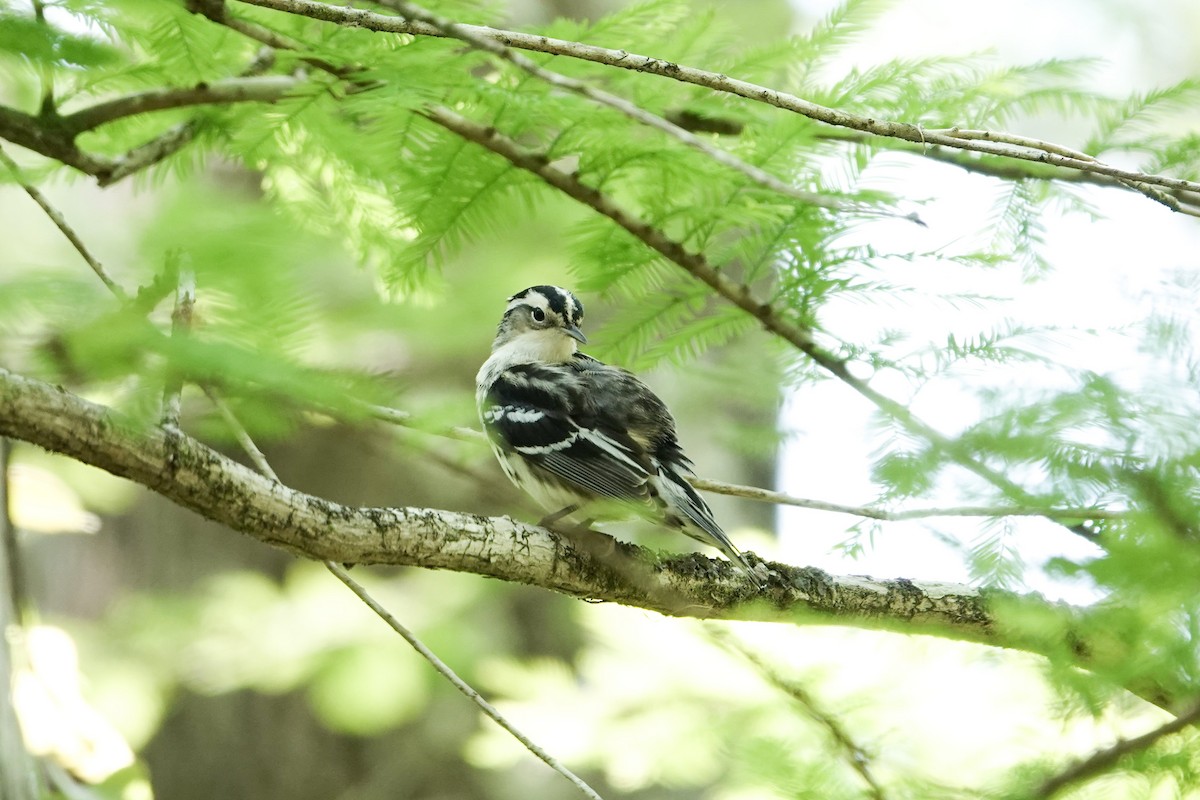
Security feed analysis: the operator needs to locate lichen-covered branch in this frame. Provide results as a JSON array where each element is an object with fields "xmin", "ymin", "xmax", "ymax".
[
  {"xmin": 0, "ymin": 367, "xmax": 970, "ymax": 626},
  {"xmin": 0, "ymin": 367, "xmax": 1184, "ymax": 709}
]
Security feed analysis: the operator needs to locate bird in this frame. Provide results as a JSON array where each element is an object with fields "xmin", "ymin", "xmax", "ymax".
[{"xmin": 475, "ymin": 284, "xmax": 762, "ymax": 585}]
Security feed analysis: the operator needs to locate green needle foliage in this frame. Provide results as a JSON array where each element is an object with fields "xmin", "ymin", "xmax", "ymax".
[{"xmin": 3, "ymin": 0, "xmax": 1200, "ymax": 798}]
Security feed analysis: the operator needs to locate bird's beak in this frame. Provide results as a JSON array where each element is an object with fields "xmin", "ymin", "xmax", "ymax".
[{"xmin": 564, "ymin": 325, "xmax": 587, "ymax": 345}]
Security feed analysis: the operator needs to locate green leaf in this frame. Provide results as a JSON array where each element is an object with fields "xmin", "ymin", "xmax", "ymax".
[{"xmin": 0, "ymin": 12, "xmax": 122, "ymax": 68}]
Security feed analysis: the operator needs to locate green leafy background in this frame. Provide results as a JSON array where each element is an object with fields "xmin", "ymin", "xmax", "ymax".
[{"xmin": 2, "ymin": 0, "xmax": 1200, "ymax": 797}]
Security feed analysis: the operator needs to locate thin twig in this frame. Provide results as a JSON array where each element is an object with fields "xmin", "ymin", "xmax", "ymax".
[
  {"xmin": 361, "ymin": 402, "xmax": 482, "ymax": 441},
  {"xmin": 423, "ymin": 105, "xmax": 1099, "ymax": 541},
  {"xmin": 923, "ymin": 127, "xmax": 1097, "ymax": 162},
  {"xmin": 99, "ymin": 121, "xmax": 201, "ymax": 188},
  {"xmin": 161, "ymin": 264, "xmax": 196, "ymax": 429},
  {"xmin": 352, "ymin": 398, "xmax": 1121, "ymax": 523},
  {"xmin": 1032, "ymin": 699, "xmax": 1200, "ymax": 799},
  {"xmin": 325, "ymin": 562, "xmax": 605, "ymax": 800},
  {"xmin": 816, "ymin": 130, "xmax": 1200, "ymax": 215},
  {"xmin": 688, "ymin": 477, "xmax": 1121, "ymax": 522},
  {"xmin": 199, "ymin": 352, "xmax": 601, "ymax": 800},
  {"xmin": 0, "ymin": 144, "xmax": 127, "ymax": 300},
  {"xmin": 236, "ymin": 0, "xmax": 1200, "ymax": 203},
  {"xmin": 204, "ymin": 387, "xmax": 279, "ymax": 481},
  {"xmin": 708, "ymin": 627, "xmax": 887, "ymax": 800}
]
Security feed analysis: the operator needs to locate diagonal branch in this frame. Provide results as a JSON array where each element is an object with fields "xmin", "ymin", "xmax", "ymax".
[
  {"xmin": 423, "ymin": 105, "xmax": 1098, "ymax": 541},
  {"xmin": 327, "ymin": 563, "xmax": 605, "ymax": 800},
  {"xmin": 236, "ymin": 0, "xmax": 1200, "ymax": 206},
  {"xmin": 201, "ymin": 364, "xmax": 604, "ymax": 799},
  {"xmin": 709, "ymin": 627, "xmax": 887, "ymax": 799},
  {"xmin": 0, "ymin": 144, "xmax": 127, "ymax": 298},
  {"xmin": 1032, "ymin": 699, "xmax": 1200, "ymax": 798}
]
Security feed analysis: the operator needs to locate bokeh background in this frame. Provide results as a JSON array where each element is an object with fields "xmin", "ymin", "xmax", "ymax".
[{"xmin": 3, "ymin": 0, "xmax": 1200, "ymax": 798}]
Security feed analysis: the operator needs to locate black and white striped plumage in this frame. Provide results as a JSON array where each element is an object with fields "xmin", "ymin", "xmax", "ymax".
[{"xmin": 476, "ymin": 285, "xmax": 758, "ymax": 581}]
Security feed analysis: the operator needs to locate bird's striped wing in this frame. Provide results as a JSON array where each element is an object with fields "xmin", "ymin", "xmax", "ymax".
[
  {"xmin": 481, "ymin": 364, "xmax": 653, "ymax": 504},
  {"xmin": 571, "ymin": 359, "xmax": 756, "ymax": 574}
]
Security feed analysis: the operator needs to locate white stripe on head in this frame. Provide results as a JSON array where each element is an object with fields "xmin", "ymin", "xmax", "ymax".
[{"xmin": 506, "ymin": 289, "xmax": 551, "ymax": 315}]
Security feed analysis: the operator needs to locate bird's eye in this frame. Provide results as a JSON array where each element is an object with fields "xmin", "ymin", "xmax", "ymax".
[{"xmin": 531, "ymin": 307, "xmax": 546, "ymax": 323}]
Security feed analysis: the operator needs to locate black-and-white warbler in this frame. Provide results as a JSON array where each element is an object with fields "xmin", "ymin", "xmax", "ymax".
[{"xmin": 476, "ymin": 285, "xmax": 760, "ymax": 583}]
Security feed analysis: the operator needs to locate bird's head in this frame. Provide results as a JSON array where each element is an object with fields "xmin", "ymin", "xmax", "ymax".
[{"xmin": 491, "ymin": 285, "xmax": 587, "ymax": 360}]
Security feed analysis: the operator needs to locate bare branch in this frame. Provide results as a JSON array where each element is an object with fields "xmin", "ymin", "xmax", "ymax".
[
  {"xmin": 819, "ymin": 130, "xmax": 1200, "ymax": 217},
  {"xmin": 923, "ymin": 127, "xmax": 1097, "ymax": 162},
  {"xmin": 0, "ymin": 144, "xmax": 127, "ymax": 299},
  {"xmin": 236, "ymin": 0, "xmax": 1200, "ymax": 206},
  {"xmin": 57, "ymin": 75, "xmax": 303, "ymax": 135},
  {"xmin": 1032, "ymin": 700, "xmax": 1200, "ymax": 798},
  {"xmin": 688, "ymin": 477, "xmax": 1122, "ymax": 522},
  {"xmin": 327, "ymin": 563, "xmax": 606, "ymax": 800},
  {"xmin": 708, "ymin": 627, "xmax": 887, "ymax": 800},
  {"xmin": 344, "ymin": 401, "xmax": 1121, "ymax": 524},
  {"xmin": 161, "ymin": 265, "xmax": 196, "ymax": 429}
]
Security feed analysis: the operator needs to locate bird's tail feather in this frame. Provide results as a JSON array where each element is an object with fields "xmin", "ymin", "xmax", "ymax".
[{"xmin": 653, "ymin": 467, "xmax": 764, "ymax": 587}]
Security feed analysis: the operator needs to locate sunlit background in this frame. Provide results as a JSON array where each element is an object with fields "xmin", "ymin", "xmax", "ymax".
[{"xmin": 779, "ymin": 0, "xmax": 1200, "ymax": 600}]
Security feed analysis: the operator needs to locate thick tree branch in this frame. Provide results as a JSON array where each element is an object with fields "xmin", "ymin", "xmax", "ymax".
[
  {"xmin": 0, "ymin": 369, "xmax": 1186, "ymax": 709},
  {"xmin": 0, "ymin": 369, "xmax": 1030, "ymax": 630},
  {"xmin": 236, "ymin": 0, "xmax": 1200, "ymax": 206}
]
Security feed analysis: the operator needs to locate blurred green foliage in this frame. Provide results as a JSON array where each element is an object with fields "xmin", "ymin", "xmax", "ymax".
[{"xmin": 2, "ymin": 0, "xmax": 1200, "ymax": 797}]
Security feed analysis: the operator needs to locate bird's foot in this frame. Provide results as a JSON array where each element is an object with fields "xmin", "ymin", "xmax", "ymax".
[{"xmin": 538, "ymin": 504, "xmax": 580, "ymax": 529}]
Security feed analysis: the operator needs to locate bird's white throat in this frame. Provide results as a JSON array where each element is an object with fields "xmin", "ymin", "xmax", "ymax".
[
  {"xmin": 491, "ymin": 329, "xmax": 578, "ymax": 363},
  {"xmin": 476, "ymin": 330, "xmax": 578, "ymax": 389}
]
